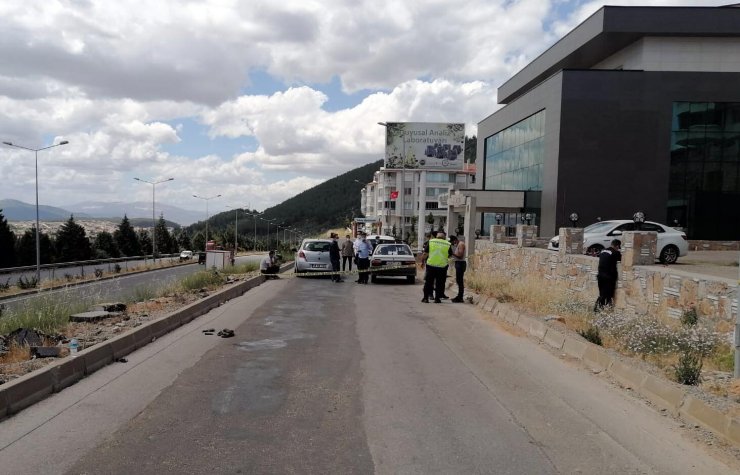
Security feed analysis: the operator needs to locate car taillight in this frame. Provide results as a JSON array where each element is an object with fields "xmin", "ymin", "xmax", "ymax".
[
  {"xmin": 681, "ymin": 235, "xmax": 687, "ymax": 241},
  {"xmin": 371, "ymin": 259, "xmax": 382, "ymax": 266},
  {"xmin": 298, "ymin": 250, "xmax": 306, "ymax": 260}
]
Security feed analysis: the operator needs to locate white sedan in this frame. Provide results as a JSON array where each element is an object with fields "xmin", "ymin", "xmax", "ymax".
[{"xmin": 548, "ymin": 220, "xmax": 688, "ymax": 264}]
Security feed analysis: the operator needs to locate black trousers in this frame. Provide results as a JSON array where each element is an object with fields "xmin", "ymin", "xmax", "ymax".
[
  {"xmin": 423, "ymin": 265, "xmax": 446, "ymax": 300},
  {"xmin": 342, "ymin": 255, "xmax": 353, "ymax": 271},
  {"xmin": 357, "ymin": 258, "xmax": 370, "ymax": 283},
  {"xmin": 595, "ymin": 276, "xmax": 617, "ymax": 311},
  {"xmin": 454, "ymin": 261, "xmax": 467, "ymax": 298},
  {"xmin": 331, "ymin": 258, "xmax": 341, "ymax": 281}
]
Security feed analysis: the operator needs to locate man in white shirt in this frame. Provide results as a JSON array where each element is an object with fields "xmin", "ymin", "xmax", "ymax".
[{"xmin": 260, "ymin": 250, "xmax": 279, "ymax": 278}]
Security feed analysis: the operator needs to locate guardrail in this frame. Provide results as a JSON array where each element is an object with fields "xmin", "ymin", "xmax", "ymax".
[{"xmin": 0, "ymin": 254, "xmax": 182, "ymax": 281}]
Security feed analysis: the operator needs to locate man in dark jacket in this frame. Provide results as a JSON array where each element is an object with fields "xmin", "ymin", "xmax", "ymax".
[
  {"xmin": 594, "ymin": 239, "xmax": 621, "ymax": 311},
  {"xmin": 329, "ymin": 233, "xmax": 343, "ymax": 282}
]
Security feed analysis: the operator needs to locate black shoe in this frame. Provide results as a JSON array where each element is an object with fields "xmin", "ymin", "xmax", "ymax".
[
  {"xmin": 421, "ymin": 298, "xmax": 429, "ymax": 303},
  {"xmin": 434, "ymin": 299, "xmax": 442, "ymax": 304},
  {"xmin": 451, "ymin": 297, "xmax": 464, "ymax": 303},
  {"xmin": 439, "ymin": 294, "xmax": 450, "ymax": 300}
]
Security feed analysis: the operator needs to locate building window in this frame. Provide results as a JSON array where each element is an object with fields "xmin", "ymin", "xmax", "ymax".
[
  {"xmin": 669, "ymin": 102, "xmax": 740, "ymax": 239},
  {"xmin": 483, "ymin": 109, "xmax": 545, "ymax": 191},
  {"xmin": 425, "ymin": 202, "xmax": 440, "ymax": 210},
  {"xmin": 427, "ymin": 172, "xmax": 455, "ymax": 183}
]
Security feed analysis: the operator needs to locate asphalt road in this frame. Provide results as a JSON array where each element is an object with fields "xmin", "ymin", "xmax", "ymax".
[
  {"xmin": 0, "ymin": 273, "xmax": 737, "ymax": 474},
  {"xmin": 0, "ymin": 255, "xmax": 264, "ymax": 314}
]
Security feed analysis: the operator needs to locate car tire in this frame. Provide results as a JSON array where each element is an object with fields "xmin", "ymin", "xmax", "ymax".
[
  {"xmin": 659, "ymin": 245, "xmax": 679, "ymax": 264},
  {"xmin": 406, "ymin": 275, "xmax": 415, "ymax": 283},
  {"xmin": 586, "ymin": 244, "xmax": 604, "ymax": 256}
]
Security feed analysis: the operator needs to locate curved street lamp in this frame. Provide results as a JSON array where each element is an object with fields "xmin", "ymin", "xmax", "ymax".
[
  {"xmin": 193, "ymin": 194, "xmax": 221, "ymax": 247},
  {"xmin": 134, "ymin": 177, "xmax": 174, "ymax": 259},
  {"xmin": 3, "ymin": 139, "xmax": 69, "ymax": 285}
]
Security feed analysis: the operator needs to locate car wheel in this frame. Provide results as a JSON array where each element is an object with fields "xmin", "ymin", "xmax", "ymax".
[
  {"xmin": 659, "ymin": 245, "xmax": 679, "ymax": 264},
  {"xmin": 586, "ymin": 244, "xmax": 604, "ymax": 256},
  {"xmin": 406, "ymin": 275, "xmax": 415, "ymax": 283}
]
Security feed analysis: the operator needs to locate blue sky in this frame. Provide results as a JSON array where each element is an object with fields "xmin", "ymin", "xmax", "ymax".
[{"xmin": 0, "ymin": 0, "xmax": 729, "ymax": 219}]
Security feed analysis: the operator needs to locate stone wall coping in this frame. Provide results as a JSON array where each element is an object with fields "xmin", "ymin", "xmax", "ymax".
[{"xmin": 637, "ymin": 264, "xmax": 738, "ymax": 287}]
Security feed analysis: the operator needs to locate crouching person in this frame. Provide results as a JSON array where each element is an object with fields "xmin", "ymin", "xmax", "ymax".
[{"xmin": 260, "ymin": 250, "xmax": 280, "ymax": 279}]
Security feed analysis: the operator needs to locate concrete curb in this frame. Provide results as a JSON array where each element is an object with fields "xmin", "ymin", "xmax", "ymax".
[
  {"xmin": 475, "ymin": 294, "xmax": 740, "ymax": 448},
  {"xmin": 0, "ymin": 263, "xmax": 292, "ymax": 421}
]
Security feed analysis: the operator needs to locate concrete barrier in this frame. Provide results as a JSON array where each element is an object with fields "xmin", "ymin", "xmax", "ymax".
[
  {"xmin": 0, "ymin": 269, "xmax": 281, "ymax": 421},
  {"xmin": 582, "ymin": 346, "xmax": 613, "ymax": 373},
  {"xmin": 639, "ymin": 375, "xmax": 686, "ymax": 415},
  {"xmin": 516, "ymin": 315, "xmax": 533, "ymax": 333},
  {"xmin": 608, "ymin": 360, "xmax": 647, "ymax": 389},
  {"xmin": 562, "ymin": 336, "xmax": 588, "ymax": 359},
  {"xmin": 529, "ymin": 320, "xmax": 548, "ymax": 340},
  {"xmin": 543, "ymin": 328, "xmax": 566, "ymax": 350},
  {"xmin": 679, "ymin": 396, "xmax": 729, "ymax": 436}
]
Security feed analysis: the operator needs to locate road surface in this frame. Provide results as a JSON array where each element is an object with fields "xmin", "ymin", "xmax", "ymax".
[{"xmin": 0, "ymin": 274, "xmax": 737, "ymax": 474}]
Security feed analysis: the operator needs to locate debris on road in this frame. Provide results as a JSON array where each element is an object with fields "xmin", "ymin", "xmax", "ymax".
[{"xmin": 217, "ymin": 329, "xmax": 235, "ymax": 338}]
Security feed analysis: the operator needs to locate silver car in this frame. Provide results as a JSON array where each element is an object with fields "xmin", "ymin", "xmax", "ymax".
[{"xmin": 294, "ymin": 239, "xmax": 334, "ymax": 274}]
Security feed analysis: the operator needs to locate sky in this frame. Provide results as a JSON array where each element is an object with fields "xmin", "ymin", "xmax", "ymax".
[{"xmin": 0, "ymin": 0, "xmax": 729, "ymax": 216}]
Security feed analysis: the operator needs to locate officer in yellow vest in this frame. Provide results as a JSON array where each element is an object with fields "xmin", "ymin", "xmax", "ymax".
[{"xmin": 420, "ymin": 230, "xmax": 452, "ymax": 303}]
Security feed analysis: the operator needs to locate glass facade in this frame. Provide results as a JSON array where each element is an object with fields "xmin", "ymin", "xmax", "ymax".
[
  {"xmin": 669, "ymin": 102, "xmax": 740, "ymax": 239},
  {"xmin": 483, "ymin": 110, "xmax": 545, "ymax": 191}
]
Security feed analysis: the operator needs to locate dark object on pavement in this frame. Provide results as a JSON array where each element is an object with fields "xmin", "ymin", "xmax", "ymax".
[
  {"xmin": 30, "ymin": 347, "xmax": 61, "ymax": 358},
  {"xmin": 202, "ymin": 328, "xmax": 215, "ymax": 333},
  {"xmin": 116, "ymin": 357, "xmax": 128, "ymax": 363},
  {"xmin": 8, "ymin": 328, "xmax": 44, "ymax": 347},
  {"xmin": 217, "ymin": 329, "xmax": 235, "ymax": 338},
  {"xmin": 94, "ymin": 302, "xmax": 127, "ymax": 312}
]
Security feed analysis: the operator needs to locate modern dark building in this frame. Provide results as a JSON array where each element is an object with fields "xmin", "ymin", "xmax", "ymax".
[{"xmin": 477, "ymin": 5, "xmax": 740, "ymax": 239}]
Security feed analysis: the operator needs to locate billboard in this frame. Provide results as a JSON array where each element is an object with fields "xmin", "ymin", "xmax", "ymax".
[{"xmin": 382, "ymin": 122, "xmax": 465, "ymax": 171}]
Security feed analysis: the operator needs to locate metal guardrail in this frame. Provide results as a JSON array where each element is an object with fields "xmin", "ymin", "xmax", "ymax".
[{"xmin": 0, "ymin": 253, "xmax": 181, "ymax": 276}]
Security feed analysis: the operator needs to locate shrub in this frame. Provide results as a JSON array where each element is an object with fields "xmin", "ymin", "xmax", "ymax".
[
  {"xmin": 17, "ymin": 275, "xmax": 39, "ymax": 289},
  {"xmin": 94, "ymin": 268, "xmax": 104, "ymax": 278},
  {"xmin": 579, "ymin": 326, "xmax": 603, "ymax": 346},
  {"xmin": 0, "ymin": 288, "xmax": 97, "ymax": 335},
  {"xmin": 0, "ymin": 278, "xmax": 10, "ymax": 292},
  {"xmin": 681, "ymin": 306, "xmax": 698, "ymax": 327},
  {"xmin": 222, "ymin": 262, "xmax": 259, "ymax": 274},
  {"xmin": 674, "ymin": 351, "xmax": 703, "ymax": 385},
  {"xmin": 114, "ymin": 264, "xmax": 122, "ymax": 274},
  {"xmin": 180, "ymin": 269, "xmax": 225, "ymax": 291}
]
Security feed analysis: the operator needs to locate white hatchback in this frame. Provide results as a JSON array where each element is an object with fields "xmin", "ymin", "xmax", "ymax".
[
  {"xmin": 294, "ymin": 239, "xmax": 334, "ymax": 274},
  {"xmin": 548, "ymin": 220, "xmax": 688, "ymax": 264}
]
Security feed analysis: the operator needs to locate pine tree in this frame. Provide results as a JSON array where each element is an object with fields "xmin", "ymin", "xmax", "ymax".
[
  {"xmin": 0, "ymin": 209, "xmax": 16, "ymax": 268},
  {"xmin": 114, "ymin": 215, "xmax": 141, "ymax": 256},
  {"xmin": 138, "ymin": 229, "xmax": 153, "ymax": 255},
  {"xmin": 55, "ymin": 215, "xmax": 92, "ymax": 262},
  {"xmin": 93, "ymin": 231, "xmax": 120, "ymax": 258},
  {"xmin": 16, "ymin": 228, "xmax": 54, "ymax": 266},
  {"xmin": 154, "ymin": 214, "xmax": 172, "ymax": 256},
  {"xmin": 177, "ymin": 230, "xmax": 192, "ymax": 251},
  {"xmin": 192, "ymin": 231, "xmax": 205, "ymax": 252}
]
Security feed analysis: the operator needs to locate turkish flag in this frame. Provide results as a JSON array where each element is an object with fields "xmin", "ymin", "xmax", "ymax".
[{"xmin": 390, "ymin": 191, "xmax": 399, "ymax": 199}]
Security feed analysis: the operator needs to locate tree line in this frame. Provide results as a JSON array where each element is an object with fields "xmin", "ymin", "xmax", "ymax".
[{"xmin": 0, "ymin": 210, "xmax": 192, "ymax": 269}]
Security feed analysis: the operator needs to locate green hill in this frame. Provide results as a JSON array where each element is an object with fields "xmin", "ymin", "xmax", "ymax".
[{"xmin": 185, "ymin": 159, "xmax": 382, "ymax": 245}]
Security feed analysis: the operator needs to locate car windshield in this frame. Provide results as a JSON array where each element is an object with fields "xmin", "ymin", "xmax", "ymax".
[
  {"xmin": 375, "ymin": 244, "xmax": 412, "ymax": 256},
  {"xmin": 303, "ymin": 241, "xmax": 331, "ymax": 252},
  {"xmin": 584, "ymin": 221, "xmax": 618, "ymax": 234}
]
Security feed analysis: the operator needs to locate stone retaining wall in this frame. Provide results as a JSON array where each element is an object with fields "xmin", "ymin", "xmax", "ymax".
[
  {"xmin": 688, "ymin": 240, "xmax": 740, "ymax": 251},
  {"xmin": 471, "ymin": 244, "xmax": 737, "ymax": 325}
]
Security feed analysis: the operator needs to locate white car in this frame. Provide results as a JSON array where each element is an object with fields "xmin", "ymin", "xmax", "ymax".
[
  {"xmin": 294, "ymin": 239, "xmax": 334, "ymax": 274},
  {"xmin": 548, "ymin": 220, "xmax": 688, "ymax": 264},
  {"xmin": 179, "ymin": 250, "xmax": 194, "ymax": 261}
]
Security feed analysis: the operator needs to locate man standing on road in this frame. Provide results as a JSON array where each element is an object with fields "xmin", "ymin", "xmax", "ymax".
[
  {"xmin": 594, "ymin": 239, "xmax": 622, "ymax": 311},
  {"xmin": 341, "ymin": 234, "xmax": 354, "ymax": 272},
  {"xmin": 420, "ymin": 230, "xmax": 451, "ymax": 303},
  {"xmin": 355, "ymin": 233, "xmax": 373, "ymax": 284},
  {"xmin": 329, "ymin": 233, "xmax": 343, "ymax": 283},
  {"xmin": 449, "ymin": 235, "xmax": 466, "ymax": 303}
]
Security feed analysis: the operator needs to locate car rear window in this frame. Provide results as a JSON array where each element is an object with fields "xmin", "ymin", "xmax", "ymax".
[
  {"xmin": 304, "ymin": 242, "xmax": 331, "ymax": 252},
  {"xmin": 375, "ymin": 245, "xmax": 412, "ymax": 256}
]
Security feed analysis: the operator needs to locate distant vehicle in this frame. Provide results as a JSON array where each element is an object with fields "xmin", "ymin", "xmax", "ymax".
[
  {"xmin": 179, "ymin": 250, "xmax": 193, "ymax": 261},
  {"xmin": 548, "ymin": 220, "xmax": 688, "ymax": 264},
  {"xmin": 197, "ymin": 252, "xmax": 206, "ymax": 264},
  {"xmin": 369, "ymin": 243, "xmax": 417, "ymax": 283},
  {"xmin": 294, "ymin": 239, "xmax": 333, "ymax": 274},
  {"xmin": 366, "ymin": 234, "xmax": 398, "ymax": 249}
]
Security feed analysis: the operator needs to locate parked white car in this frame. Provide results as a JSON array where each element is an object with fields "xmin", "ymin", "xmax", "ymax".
[
  {"xmin": 179, "ymin": 250, "xmax": 194, "ymax": 261},
  {"xmin": 548, "ymin": 220, "xmax": 688, "ymax": 264}
]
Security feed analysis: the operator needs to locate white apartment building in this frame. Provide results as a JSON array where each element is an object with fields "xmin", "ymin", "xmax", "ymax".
[{"xmin": 359, "ymin": 166, "xmax": 475, "ymax": 246}]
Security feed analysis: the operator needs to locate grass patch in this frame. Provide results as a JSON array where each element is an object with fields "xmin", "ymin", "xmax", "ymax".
[
  {"xmin": 0, "ymin": 289, "xmax": 100, "ymax": 336},
  {"xmin": 179, "ymin": 269, "xmax": 226, "ymax": 291},
  {"xmin": 222, "ymin": 262, "xmax": 259, "ymax": 274}
]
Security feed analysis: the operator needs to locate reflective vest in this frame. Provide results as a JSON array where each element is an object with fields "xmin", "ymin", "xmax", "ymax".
[{"xmin": 427, "ymin": 238, "xmax": 451, "ymax": 267}]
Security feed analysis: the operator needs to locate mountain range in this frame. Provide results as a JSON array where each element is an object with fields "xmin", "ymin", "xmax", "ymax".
[{"xmin": 0, "ymin": 199, "xmax": 202, "ymax": 225}]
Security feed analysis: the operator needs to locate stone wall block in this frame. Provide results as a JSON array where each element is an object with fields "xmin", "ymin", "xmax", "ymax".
[
  {"xmin": 516, "ymin": 224, "xmax": 538, "ymax": 248},
  {"xmin": 621, "ymin": 231, "xmax": 657, "ymax": 267},
  {"xmin": 558, "ymin": 227, "xmax": 584, "ymax": 257},
  {"xmin": 490, "ymin": 225, "xmax": 507, "ymax": 243}
]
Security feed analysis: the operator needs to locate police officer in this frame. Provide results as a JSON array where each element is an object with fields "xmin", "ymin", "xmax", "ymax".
[
  {"xmin": 420, "ymin": 230, "xmax": 452, "ymax": 303},
  {"xmin": 594, "ymin": 239, "xmax": 622, "ymax": 311}
]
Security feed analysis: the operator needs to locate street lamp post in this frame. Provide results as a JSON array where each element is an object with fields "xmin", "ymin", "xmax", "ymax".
[
  {"xmin": 378, "ymin": 122, "xmax": 407, "ymax": 241},
  {"xmin": 226, "ymin": 205, "xmax": 249, "ymax": 255},
  {"xmin": 134, "ymin": 177, "xmax": 174, "ymax": 259},
  {"xmin": 3, "ymin": 139, "xmax": 69, "ymax": 285},
  {"xmin": 261, "ymin": 217, "xmax": 275, "ymax": 249},
  {"xmin": 248, "ymin": 212, "xmax": 263, "ymax": 250},
  {"xmin": 193, "ymin": 194, "xmax": 221, "ymax": 248}
]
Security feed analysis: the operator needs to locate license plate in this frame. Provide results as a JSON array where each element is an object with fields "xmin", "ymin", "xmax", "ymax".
[{"xmin": 311, "ymin": 264, "xmax": 325, "ymax": 268}]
